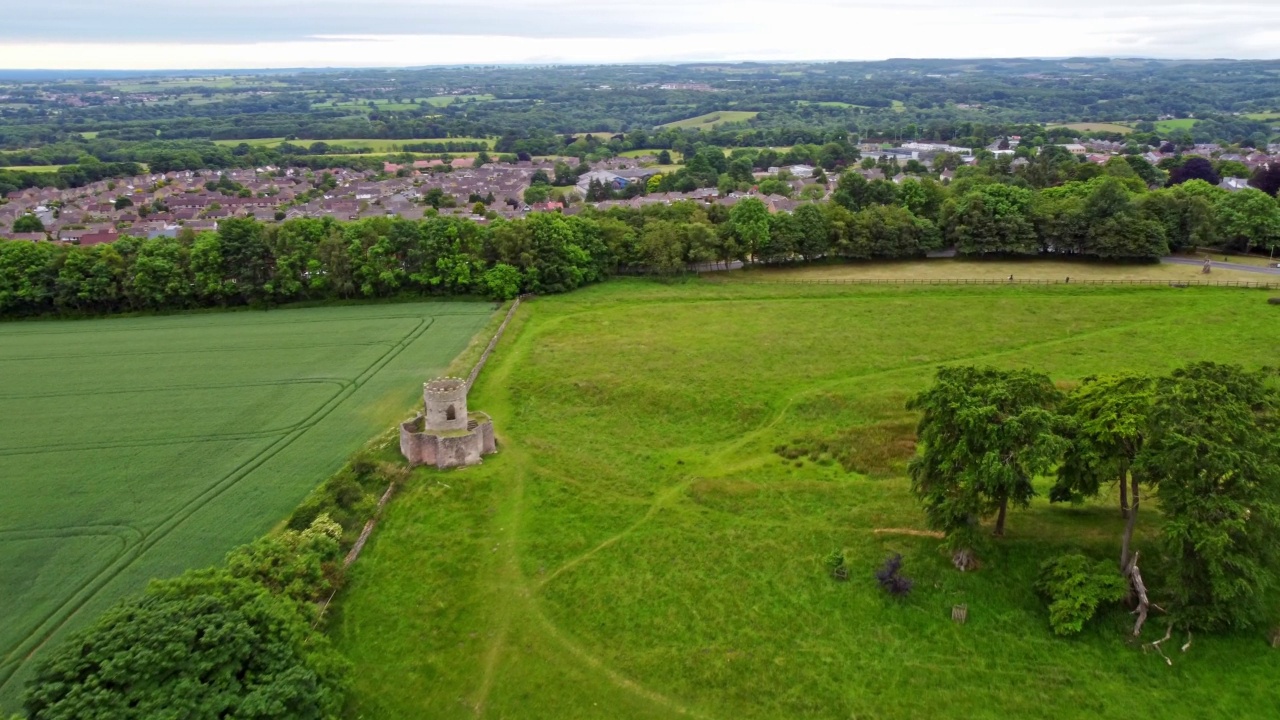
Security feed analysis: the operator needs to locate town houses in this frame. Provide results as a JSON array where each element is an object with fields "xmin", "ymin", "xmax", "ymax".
[
  {"xmin": 5, "ymin": 139, "xmax": 1279, "ymax": 244},
  {"xmin": 0, "ymin": 155, "xmax": 843, "ymax": 243}
]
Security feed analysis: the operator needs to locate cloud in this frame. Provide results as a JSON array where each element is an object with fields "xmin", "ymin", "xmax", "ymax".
[{"xmin": 1, "ymin": 1, "xmax": 1278, "ymax": 69}]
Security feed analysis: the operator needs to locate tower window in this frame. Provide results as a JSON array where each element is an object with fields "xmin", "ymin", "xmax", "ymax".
[{"xmin": 446, "ymin": 405, "xmax": 457, "ymax": 421}]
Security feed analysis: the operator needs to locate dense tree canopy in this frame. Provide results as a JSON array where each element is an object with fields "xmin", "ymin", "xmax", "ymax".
[
  {"xmin": 1051, "ymin": 374, "xmax": 1157, "ymax": 569},
  {"xmin": 907, "ymin": 366, "xmax": 1067, "ymax": 566},
  {"xmin": 24, "ymin": 570, "xmax": 349, "ymax": 720},
  {"xmin": 1137, "ymin": 363, "xmax": 1280, "ymax": 632},
  {"xmin": 912, "ymin": 361, "xmax": 1280, "ymax": 639}
]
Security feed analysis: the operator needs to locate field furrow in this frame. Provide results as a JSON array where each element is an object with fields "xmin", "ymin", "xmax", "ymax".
[{"xmin": 0, "ymin": 302, "xmax": 494, "ymax": 709}]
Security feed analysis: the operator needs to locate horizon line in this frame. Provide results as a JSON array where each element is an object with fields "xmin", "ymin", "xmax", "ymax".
[{"xmin": 1, "ymin": 56, "xmax": 1277, "ymax": 76}]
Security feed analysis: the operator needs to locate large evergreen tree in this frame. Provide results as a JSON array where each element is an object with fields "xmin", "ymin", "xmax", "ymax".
[
  {"xmin": 1137, "ymin": 363, "xmax": 1280, "ymax": 632},
  {"xmin": 1051, "ymin": 373, "xmax": 1157, "ymax": 569},
  {"xmin": 907, "ymin": 366, "xmax": 1067, "ymax": 568}
]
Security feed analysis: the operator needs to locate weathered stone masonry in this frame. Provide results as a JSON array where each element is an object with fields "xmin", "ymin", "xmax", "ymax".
[
  {"xmin": 399, "ymin": 377, "xmax": 496, "ymax": 469},
  {"xmin": 398, "ymin": 296, "xmax": 527, "ymax": 469}
]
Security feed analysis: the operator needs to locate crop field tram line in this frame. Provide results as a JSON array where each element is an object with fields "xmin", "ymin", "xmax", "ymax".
[
  {"xmin": 0, "ymin": 381, "xmax": 352, "ymax": 456},
  {"xmin": 0, "ymin": 309, "xmax": 485, "ymax": 337},
  {"xmin": 0, "ymin": 316, "xmax": 438, "ymax": 695},
  {"xmin": 0, "ymin": 524, "xmax": 143, "ymax": 544},
  {"xmin": 0, "ymin": 377, "xmax": 352, "ymax": 402},
  {"xmin": 0, "ymin": 524, "xmax": 144, "ymax": 664},
  {"xmin": 0, "ymin": 431, "xmax": 291, "ymax": 458},
  {"xmin": 1, "ymin": 314, "xmax": 433, "ymax": 684},
  {"xmin": 1, "ymin": 380, "xmax": 351, "ymax": 449},
  {"xmin": 0, "ymin": 341, "xmax": 398, "ymax": 364}
]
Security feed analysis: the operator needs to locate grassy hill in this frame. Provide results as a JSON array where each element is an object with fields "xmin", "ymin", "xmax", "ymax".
[
  {"xmin": 332, "ymin": 277, "xmax": 1280, "ymax": 719},
  {"xmin": 658, "ymin": 111, "xmax": 759, "ymax": 130}
]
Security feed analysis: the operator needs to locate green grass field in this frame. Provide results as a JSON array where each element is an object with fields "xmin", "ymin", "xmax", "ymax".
[
  {"xmin": 210, "ymin": 137, "xmax": 493, "ymax": 150},
  {"xmin": 332, "ymin": 278, "xmax": 1280, "ymax": 719},
  {"xmin": 312, "ymin": 98, "xmax": 431, "ymax": 109},
  {"xmin": 0, "ymin": 302, "xmax": 495, "ymax": 711},
  {"xmin": 105, "ymin": 77, "xmax": 289, "ymax": 93},
  {"xmin": 426, "ymin": 94, "xmax": 497, "ymax": 107},
  {"xmin": 1154, "ymin": 118, "xmax": 1198, "ymax": 133},
  {"xmin": 0, "ymin": 165, "xmax": 63, "ymax": 173},
  {"xmin": 659, "ymin": 111, "xmax": 759, "ymax": 130},
  {"xmin": 309, "ymin": 96, "xmax": 494, "ymax": 111},
  {"xmin": 1049, "ymin": 122, "xmax": 1133, "ymax": 134},
  {"xmin": 795, "ymin": 101, "xmax": 861, "ymax": 109},
  {"xmin": 713, "ymin": 257, "xmax": 1272, "ymax": 284},
  {"xmin": 618, "ymin": 149, "xmax": 670, "ymax": 159}
]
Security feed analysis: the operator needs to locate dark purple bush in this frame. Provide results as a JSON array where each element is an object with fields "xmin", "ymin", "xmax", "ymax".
[{"xmin": 875, "ymin": 554, "xmax": 914, "ymax": 598}]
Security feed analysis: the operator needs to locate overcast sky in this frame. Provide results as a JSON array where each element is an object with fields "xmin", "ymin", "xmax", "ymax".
[{"xmin": 2, "ymin": 0, "xmax": 1279, "ymax": 70}]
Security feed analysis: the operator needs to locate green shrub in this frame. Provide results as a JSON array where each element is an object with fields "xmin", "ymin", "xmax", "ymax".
[
  {"xmin": 825, "ymin": 549, "xmax": 846, "ymax": 571},
  {"xmin": 24, "ymin": 569, "xmax": 349, "ymax": 720},
  {"xmin": 482, "ymin": 263, "xmax": 522, "ymax": 300},
  {"xmin": 1035, "ymin": 553, "xmax": 1129, "ymax": 636},
  {"xmin": 287, "ymin": 454, "xmax": 398, "ymax": 543},
  {"xmin": 226, "ymin": 514, "xmax": 344, "ymax": 604}
]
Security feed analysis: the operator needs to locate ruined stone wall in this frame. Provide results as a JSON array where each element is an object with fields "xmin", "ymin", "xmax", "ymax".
[
  {"xmin": 436, "ymin": 433, "xmax": 483, "ymax": 468},
  {"xmin": 465, "ymin": 295, "xmax": 528, "ymax": 392},
  {"xmin": 400, "ymin": 415, "xmax": 495, "ymax": 469},
  {"xmin": 399, "ymin": 417, "xmax": 435, "ymax": 467}
]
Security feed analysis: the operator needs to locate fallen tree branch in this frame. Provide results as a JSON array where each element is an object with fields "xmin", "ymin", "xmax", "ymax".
[{"xmin": 1145, "ymin": 623, "xmax": 1175, "ymax": 666}]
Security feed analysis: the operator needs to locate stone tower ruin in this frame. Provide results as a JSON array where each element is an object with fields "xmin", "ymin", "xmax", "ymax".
[
  {"xmin": 399, "ymin": 377, "xmax": 496, "ymax": 469},
  {"xmin": 424, "ymin": 377, "xmax": 469, "ymax": 432}
]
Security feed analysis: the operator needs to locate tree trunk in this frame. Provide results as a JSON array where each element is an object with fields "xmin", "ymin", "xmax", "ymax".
[
  {"xmin": 1118, "ymin": 461, "xmax": 1129, "ymax": 518},
  {"xmin": 993, "ymin": 496, "xmax": 1008, "ymax": 537},
  {"xmin": 1120, "ymin": 476, "xmax": 1140, "ymax": 571},
  {"xmin": 1125, "ymin": 550, "xmax": 1151, "ymax": 637}
]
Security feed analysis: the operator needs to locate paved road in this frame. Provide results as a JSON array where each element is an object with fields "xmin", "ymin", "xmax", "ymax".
[{"xmin": 1161, "ymin": 256, "xmax": 1280, "ymax": 275}]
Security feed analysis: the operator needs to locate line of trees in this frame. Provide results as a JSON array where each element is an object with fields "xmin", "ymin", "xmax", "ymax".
[
  {"xmin": 908, "ymin": 362, "xmax": 1280, "ymax": 639},
  {"xmin": 5, "ymin": 162, "xmax": 1280, "ymax": 319}
]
